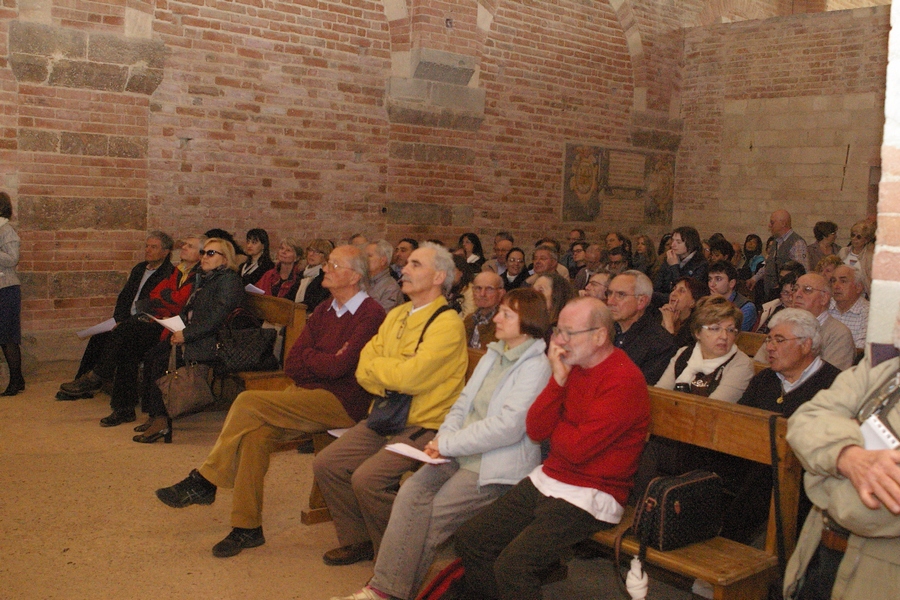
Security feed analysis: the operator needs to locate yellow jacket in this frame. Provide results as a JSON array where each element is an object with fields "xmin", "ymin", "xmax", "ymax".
[{"xmin": 356, "ymin": 296, "xmax": 467, "ymax": 430}]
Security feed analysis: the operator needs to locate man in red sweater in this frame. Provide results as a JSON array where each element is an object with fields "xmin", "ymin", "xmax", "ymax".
[
  {"xmin": 455, "ymin": 296, "xmax": 650, "ymax": 600},
  {"xmin": 154, "ymin": 244, "xmax": 386, "ymax": 558}
]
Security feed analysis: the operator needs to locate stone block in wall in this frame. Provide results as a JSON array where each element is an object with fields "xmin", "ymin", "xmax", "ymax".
[
  {"xmin": 9, "ymin": 21, "xmax": 86, "ymax": 58},
  {"xmin": 411, "ymin": 48, "xmax": 476, "ymax": 86},
  {"xmin": 18, "ymin": 129, "xmax": 59, "ymax": 152},
  {"xmin": 48, "ymin": 60, "xmax": 128, "ymax": 92},
  {"xmin": 88, "ymin": 34, "xmax": 166, "ymax": 69},
  {"xmin": 386, "ymin": 77, "xmax": 485, "ymax": 131},
  {"xmin": 385, "ymin": 201, "xmax": 452, "ymax": 226},
  {"xmin": 125, "ymin": 68, "xmax": 164, "ymax": 95},
  {"xmin": 108, "ymin": 136, "xmax": 148, "ymax": 159},
  {"xmin": 50, "ymin": 271, "xmax": 126, "ymax": 299},
  {"xmin": 18, "ymin": 197, "xmax": 147, "ymax": 231},
  {"xmin": 629, "ymin": 110, "xmax": 682, "ymax": 152},
  {"xmin": 9, "ymin": 54, "xmax": 49, "ymax": 83},
  {"xmin": 18, "ymin": 272, "xmax": 49, "ymax": 299},
  {"xmin": 59, "ymin": 132, "xmax": 108, "ymax": 156},
  {"xmin": 389, "ymin": 141, "xmax": 475, "ymax": 165}
]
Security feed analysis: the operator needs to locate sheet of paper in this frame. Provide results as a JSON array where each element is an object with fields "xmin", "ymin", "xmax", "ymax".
[
  {"xmin": 245, "ymin": 283, "xmax": 265, "ymax": 295},
  {"xmin": 149, "ymin": 315, "xmax": 186, "ymax": 333},
  {"xmin": 384, "ymin": 442, "xmax": 450, "ymax": 465},
  {"xmin": 76, "ymin": 317, "xmax": 117, "ymax": 339},
  {"xmin": 327, "ymin": 428, "xmax": 350, "ymax": 438}
]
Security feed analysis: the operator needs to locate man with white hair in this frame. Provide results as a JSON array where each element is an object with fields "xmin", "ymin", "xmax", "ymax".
[
  {"xmin": 313, "ymin": 242, "xmax": 468, "ymax": 567},
  {"xmin": 755, "ymin": 272, "xmax": 855, "ymax": 371},
  {"xmin": 365, "ymin": 240, "xmax": 403, "ymax": 311},
  {"xmin": 828, "ymin": 264, "xmax": 869, "ymax": 350},
  {"xmin": 783, "ymin": 311, "xmax": 900, "ymax": 599}
]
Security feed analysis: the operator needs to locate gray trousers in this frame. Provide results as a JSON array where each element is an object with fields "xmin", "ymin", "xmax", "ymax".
[
  {"xmin": 369, "ymin": 462, "xmax": 508, "ymax": 600},
  {"xmin": 311, "ymin": 420, "xmax": 436, "ymax": 554}
]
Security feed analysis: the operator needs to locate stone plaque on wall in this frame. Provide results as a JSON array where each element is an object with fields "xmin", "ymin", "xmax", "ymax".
[{"xmin": 563, "ymin": 144, "xmax": 674, "ymax": 225}]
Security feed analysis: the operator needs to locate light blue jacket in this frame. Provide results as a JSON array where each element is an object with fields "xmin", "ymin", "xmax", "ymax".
[{"xmin": 437, "ymin": 338, "xmax": 551, "ymax": 487}]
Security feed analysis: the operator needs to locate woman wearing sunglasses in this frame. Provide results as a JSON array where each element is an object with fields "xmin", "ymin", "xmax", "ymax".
[{"xmin": 134, "ymin": 238, "xmax": 244, "ymax": 443}]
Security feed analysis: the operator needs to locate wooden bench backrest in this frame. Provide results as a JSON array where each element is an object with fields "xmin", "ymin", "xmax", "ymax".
[
  {"xmin": 646, "ymin": 386, "xmax": 803, "ymax": 558},
  {"xmin": 736, "ymin": 331, "xmax": 766, "ymax": 357},
  {"xmin": 242, "ymin": 293, "xmax": 308, "ymax": 362},
  {"xmin": 466, "ymin": 347, "xmax": 487, "ymax": 382}
]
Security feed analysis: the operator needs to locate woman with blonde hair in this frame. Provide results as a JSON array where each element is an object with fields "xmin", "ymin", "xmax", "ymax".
[
  {"xmin": 256, "ymin": 238, "xmax": 304, "ymax": 298},
  {"xmin": 293, "ymin": 238, "xmax": 333, "ymax": 312},
  {"xmin": 134, "ymin": 238, "xmax": 244, "ymax": 444}
]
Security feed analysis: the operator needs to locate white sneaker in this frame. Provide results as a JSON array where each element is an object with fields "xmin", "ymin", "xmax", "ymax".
[
  {"xmin": 691, "ymin": 579, "xmax": 714, "ymax": 599},
  {"xmin": 329, "ymin": 586, "xmax": 387, "ymax": 600}
]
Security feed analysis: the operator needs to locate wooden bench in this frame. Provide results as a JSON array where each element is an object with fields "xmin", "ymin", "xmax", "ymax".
[
  {"xmin": 736, "ymin": 331, "xmax": 766, "ymax": 358},
  {"xmin": 299, "ymin": 346, "xmax": 489, "ymax": 525},
  {"xmin": 592, "ymin": 387, "xmax": 802, "ymax": 600}
]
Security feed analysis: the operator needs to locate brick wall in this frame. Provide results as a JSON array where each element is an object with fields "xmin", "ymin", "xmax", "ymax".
[{"xmin": 676, "ymin": 6, "xmax": 889, "ymax": 243}]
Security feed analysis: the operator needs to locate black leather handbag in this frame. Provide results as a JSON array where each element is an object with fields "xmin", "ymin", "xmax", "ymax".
[
  {"xmin": 631, "ymin": 470, "xmax": 723, "ymax": 555},
  {"xmin": 366, "ymin": 305, "xmax": 453, "ymax": 437},
  {"xmin": 215, "ymin": 308, "xmax": 277, "ymax": 372}
]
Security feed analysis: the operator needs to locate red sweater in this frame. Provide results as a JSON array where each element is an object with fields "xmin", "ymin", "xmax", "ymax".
[
  {"xmin": 284, "ymin": 296, "xmax": 385, "ymax": 421},
  {"xmin": 526, "ymin": 347, "xmax": 650, "ymax": 505}
]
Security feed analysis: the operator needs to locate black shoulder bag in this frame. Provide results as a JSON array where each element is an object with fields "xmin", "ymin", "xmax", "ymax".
[{"xmin": 367, "ymin": 305, "xmax": 453, "ymax": 437}]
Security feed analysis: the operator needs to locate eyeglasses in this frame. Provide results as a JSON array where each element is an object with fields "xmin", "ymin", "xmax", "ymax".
[
  {"xmin": 605, "ymin": 290, "xmax": 638, "ymax": 300},
  {"xmin": 764, "ymin": 335, "xmax": 807, "ymax": 346},
  {"xmin": 201, "ymin": 249, "xmax": 225, "ymax": 257},
  {"xmin": 780, "ymin": 286, "xmax": 797, "ymax": 298},
  {"xmin": 700, "ymin": 325, "xmax": 739, "ymax": 336},
  {"xmin": 796, "ymin": 285, "xmax": 827, "ymax": 295},
  {"xmin": 551, "ymin": 326, "xmax": 600, "ymax": 342},
  {"xmin": 586, "ymin": 280, "xmax": 608, "ymax": 289},
  {"xmin": 307, "ymin": 248, "xmax": 324, "ymax": 255},
  {"xmin": 472, "ymin": 286, "xmax": 500, "ymax": 294},
  {"xmin": 851, "ymin": 233, "xmax": 866, "ymax": 240},
  {"xmin": 507, "ymin": 258, "xmax": 525, "ymax": 264},
  {"xmin": 324, "ymin": 261, "xmax": 349, "ymax": 271}
]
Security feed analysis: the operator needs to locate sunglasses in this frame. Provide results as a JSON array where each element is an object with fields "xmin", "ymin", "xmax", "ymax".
[{"xmin": 202, "ymin": 249, "xmax": 225, "ymax": 257}]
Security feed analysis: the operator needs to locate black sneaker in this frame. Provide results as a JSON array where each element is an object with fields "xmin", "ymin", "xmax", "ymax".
[
  {"xmin": 155, "ymin": 469, "xmax": 216, "ymax": 508},
  {"xmin": 212, "ymin": 527, "xmax": 265, "ymax": 558}
]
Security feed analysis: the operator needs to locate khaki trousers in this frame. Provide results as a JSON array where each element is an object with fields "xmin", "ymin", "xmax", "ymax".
[{"xmin": 198, "ymin": 385, "xmax": 355, "ymax": 529}]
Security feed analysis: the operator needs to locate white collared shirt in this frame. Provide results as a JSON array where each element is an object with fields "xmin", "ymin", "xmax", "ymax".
[
  {"xmin": 330, "ymin": 290, "xmax": 369, "ymax": 318},
  {"xmin": 777, "ymin": 356, "xmax": 824, "ymax": 394}
]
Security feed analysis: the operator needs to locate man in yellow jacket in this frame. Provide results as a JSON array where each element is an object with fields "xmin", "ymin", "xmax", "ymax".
[{"xmin": 313, "ymin": 242, "xmax": 468, "ymax": 568}]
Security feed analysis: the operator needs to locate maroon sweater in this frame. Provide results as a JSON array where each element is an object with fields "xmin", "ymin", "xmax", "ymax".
[
  {"xmin": 526, "ymin": 348, "xmax": 650, "ymax": 505},
  {"xmin": 284, "ymin": 296, "xmax": 385, "ymax": 421}
]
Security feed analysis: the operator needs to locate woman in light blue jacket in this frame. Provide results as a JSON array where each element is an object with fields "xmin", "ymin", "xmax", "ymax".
[{"xmin": 332, "ymin": 288, "xmax": 552, "ymax": 600}]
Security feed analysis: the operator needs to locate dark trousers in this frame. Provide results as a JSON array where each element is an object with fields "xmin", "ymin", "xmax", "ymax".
[
  {"xmin": 92, "ymin": 319, "xmax": 164, "ymax": 414},
  {"xmin": 797, "ymin": 542, "xmax": 843, "ymax": 600},
  {"xmin": 454, "ymin": 477, "xmax": 613, "ymax": 600},
  {"xmin": 76, "ymin": 331, "xmax": 112, "ymax": 379}
]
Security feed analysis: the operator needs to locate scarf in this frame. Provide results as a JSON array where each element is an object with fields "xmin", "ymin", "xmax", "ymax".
[
  {"xmin": 674, "ymin": 342, "xmax": 738, "ymax": 387},
  {"xmin": 469, "ymin": 307, "xmax": 497, "ymax": 349},
  {"xmin": 294, "ymin": 264, "xmax": 322, "ymax": 303}
]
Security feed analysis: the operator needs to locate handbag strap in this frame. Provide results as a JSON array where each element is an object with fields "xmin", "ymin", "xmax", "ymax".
[
  {"xmin": 167, "ymin": 344, "xmax": 179, "ymax": 373},
  {"xmin": 412, "ymin": 304, "xmax": 454, "ymax": 353},
  {"xmin": 769, "ymin": 414, "xmax": 787, "ymax": 575}
]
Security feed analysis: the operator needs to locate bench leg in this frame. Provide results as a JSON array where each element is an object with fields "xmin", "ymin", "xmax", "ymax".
[
  {"xmin": 301, "ymin": 432, "xmax": 337, "ymax": 525},
  {"xmin": 712, "ymin": 568, "xmax": 775, "ymax": 600}
]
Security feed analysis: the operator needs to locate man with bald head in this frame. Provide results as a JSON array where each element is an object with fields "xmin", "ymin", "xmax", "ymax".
[
  {"xmin": 465, "ymin": 271, "xmax": 505, "ymax": 349},
  {"xmin": 755, "ymin": 272, "xmax": 854, "ymax": 370},
  {"xmin": 749, "ymin": 209, "xmax": 808, "ymax": 300},
  {"xmin": 455, "ymin": 297, "xmax": 649, "ymax": 600},
  {"xmin": 828, "ymin": 264, "xmax": 869, "ymax": 350}
]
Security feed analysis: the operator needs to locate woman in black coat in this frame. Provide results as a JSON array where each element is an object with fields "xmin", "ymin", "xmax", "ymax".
[{"xmin": 134, "ymin": 237, "xmax": 244, "ymax": 444}]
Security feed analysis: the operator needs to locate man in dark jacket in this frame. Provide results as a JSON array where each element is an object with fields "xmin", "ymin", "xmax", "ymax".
[
  {"xmin": 55, "ymin": 231, "xmax": 174, "ymax": 400},
  {"xmin": 607, "ymin": 270, "xmax": 677, "ymax": 385}
]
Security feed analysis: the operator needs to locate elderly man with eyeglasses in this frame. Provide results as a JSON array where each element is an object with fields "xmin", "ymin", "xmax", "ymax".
[
  {"xmin": 606, "ymin": 270, "xmax": 677, "ymax": 384},
  {"xmin": 465, "ymin": 271, "xmax": 506, "ymax": 349},
  {"xmin": 706, "ymin": 308, "xmax": 843, "ymax": 551},
  {"xmin": 754, "ymin": 272, "xmax": 855, "ymax": 370},
  {"xmin": 454, "ymin": 297, "xmax": 650, "ymax": 600}
]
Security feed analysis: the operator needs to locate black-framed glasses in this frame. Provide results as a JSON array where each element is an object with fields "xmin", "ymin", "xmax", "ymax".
[
  {"xmin": 201, "ymin": 249, "xmax": 224, "ymax": 257},
  {"xmin": 551, "ymin": 326, "xmax": 600, "ymax": 342}
]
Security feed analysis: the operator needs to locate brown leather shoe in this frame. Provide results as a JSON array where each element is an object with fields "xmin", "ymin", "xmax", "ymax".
[{"xmin": 322, "ymin": 541, "xmax": 374, "ymax": 566}]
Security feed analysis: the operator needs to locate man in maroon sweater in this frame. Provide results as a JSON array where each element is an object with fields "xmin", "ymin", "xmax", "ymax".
[
  {"xmin": 154, "ymin": 245, "xmax": 386, "ymax": 558},
  {"xmin": 455, "ymin": 296, "xmax": 650, "ymax": 600}
]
